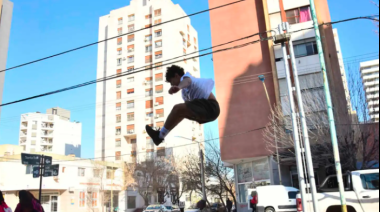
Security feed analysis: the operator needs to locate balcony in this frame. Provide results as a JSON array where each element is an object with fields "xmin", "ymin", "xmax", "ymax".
[
  {"xmin": 155, "ymin": 77, "xmax": 163, "ymax": 82},
  {"xmin": 41, "ymin": 131, "xmax": 54, "ymax": 137},
  {"xmin": 41, "ymin": 146, "xmax": 53, "ymax": 152},
  {"xmin": 156, "ymin": 113, "xmax": 164, "ymax": 119},
  {"xmin": 155, "ymin": 54, "xmax": 163, "ymax": 60},
  {"xmin": 20, "ymin": 131, "xmax": 28, "ymax": 137},
  {"xmin": 128, "ymin": 48, "xmax": 134, "ymax": 53},
  {"xmin": 21, "ymin": 122, "xmax": 28, "ymax": 128},
  {"xmin": 20, "ymin": 139, "xmax": 27, "ymax": 144},
  {"xmin": 127, "ymin": 129, "xmax": 135, "ymax": 135},
  {"xmin": 41, "ymin": 138, "xmax": 53, "ymax": 145},
  {"xmin": 146, "ymin": 91, "xmax": 153, "ymax": 97},
  {"xmin": 41, "ymin": 123, "xmax": 54, "ymax": 129}
]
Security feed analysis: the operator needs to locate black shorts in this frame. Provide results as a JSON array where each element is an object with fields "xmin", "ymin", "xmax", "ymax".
[{"xmin": 185, "ymin": 99, "xmax": 220, "ymax": 124}]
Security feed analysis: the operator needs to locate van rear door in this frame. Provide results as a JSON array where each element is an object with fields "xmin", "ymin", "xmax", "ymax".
[{"xmin": 278, "ymin": 191, "xmax": 298, "ymax": 212}]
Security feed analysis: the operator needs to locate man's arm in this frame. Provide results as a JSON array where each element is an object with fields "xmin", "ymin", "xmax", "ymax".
[{"xmin": 169, "ymin": 77, "xmax": 192, "ymax": 94}]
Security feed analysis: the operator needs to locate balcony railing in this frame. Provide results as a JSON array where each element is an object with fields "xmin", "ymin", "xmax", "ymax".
[
  {"xmin": 156, "ymin": 77, "xmax": 163, "ymax": 82},
  {"xmin": 156, "ymin": 89, "xmax": 163, "ymax": 94},
  {"xmin": 128, "ymin": 39, "xmax": 135, "ymax": 43},
  {"xmin": 155, "ymin": 55, "xmax": 163, "ymax": 60}
]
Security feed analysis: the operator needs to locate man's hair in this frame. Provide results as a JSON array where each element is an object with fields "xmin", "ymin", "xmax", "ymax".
[
  {"xmin": 0, "ymin": 190, "xmax": 4, "ymax": 203},
  {"xmin": 165, "ymin": 65, "xmax": 185, "ymax": 82}
]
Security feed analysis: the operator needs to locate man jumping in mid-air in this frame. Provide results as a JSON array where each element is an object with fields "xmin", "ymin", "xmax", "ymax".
[{"xmin": 146, "ymin": 65, "xmax": 220, "ymax": 146}]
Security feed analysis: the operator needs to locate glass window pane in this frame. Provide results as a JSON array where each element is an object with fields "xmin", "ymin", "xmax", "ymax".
[
  {"xmin": 295, "ymin": 44, "xmax": 307, "ymax": 57},
  {"xmin": 306, "ymin": 43, "xmax": 315, "ymax": 56},
  {"xmin": 237, "ymin": 163, "xmax": 253, "ymax": 183},
  {"xmin": 288, "ymin": 192, "xmax": 298, "ymax": 199},
  {"xmin": 361, "ymin": 173, "xmax": 379, "ymax": 190},
  {"xmin": 238, "ymin": 184, "xmax": 248, "ymax": 203}
]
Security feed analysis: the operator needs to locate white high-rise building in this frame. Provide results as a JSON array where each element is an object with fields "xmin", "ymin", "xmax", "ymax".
[
  {"xmin": 19, "ymin": 107, "xmax": 82, "ymax": 157},
  {"xmin": 95, "ymin": 0, "xmax": 203, "ymax": 164},
  {"xmin": 0, "ymin": 0, "xmax": 13, "ymax": 117},
  {"xmin": 360, "ymin": 59, "xmax": 379, "ymax": 122},
  {"xmin": 333, "ymin": 28, "xmax": 352, "ymax": 112}
]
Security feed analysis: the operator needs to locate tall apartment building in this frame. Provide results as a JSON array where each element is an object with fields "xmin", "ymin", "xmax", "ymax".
[
  {"xmin": 360, "ymin": 59, "xmax": 380, "ymax": 122},
  {"xmin": 95, "ymin": 0, "xmax": 203, "ymax": 165},
  {"xmin": 19, "ymin": 107, "xmax": 82, "ymax": 157},
  {"xmin": 0, "ymin": 0, "xmax": 13, "ymax": 117},
  {"xmin": 333, "ymin": 28, "xmax": 352, "ymax": 113},
  {"xmin": 209, "ymin": 0, "xmax": 349, "ymax": 210}
]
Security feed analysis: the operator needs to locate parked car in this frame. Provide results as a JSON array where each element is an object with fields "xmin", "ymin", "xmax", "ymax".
[
  {"xmin": 186, "ymin": 204, "xmax": 201, "ymax": 212},
  {"xmin": 297, "ymin": 169, "xmax": 379, "ymax": 212},
  {"xmin": 252, "ymin": 185, "xmax": 299, "ymax": 212},
  {"xmin": 145, "ymin": 205, "xmax": 170, "ymax": 212},
  {"xmin": 166, "ymin": 205, "xmax": 181, "ymax": 212}
]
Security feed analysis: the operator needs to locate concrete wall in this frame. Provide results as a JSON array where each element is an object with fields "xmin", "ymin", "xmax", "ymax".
[{"xmin": 0, "ymin": 0, "xmax": 13, "ymax": 117}]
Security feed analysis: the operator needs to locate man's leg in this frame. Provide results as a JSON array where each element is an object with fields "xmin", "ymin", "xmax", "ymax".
[{"xmin": 146, "ymin": 103, "xmax": 195, "ymax": 146}]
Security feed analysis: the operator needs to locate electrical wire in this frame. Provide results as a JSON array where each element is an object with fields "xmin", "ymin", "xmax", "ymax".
[
  {"xmin": 0, "ymin": 125, "xmax": 268, "ymax": 163},
  {"xmin": 0, "ymin": 0, "xmax": 247, "ymax": 73}
]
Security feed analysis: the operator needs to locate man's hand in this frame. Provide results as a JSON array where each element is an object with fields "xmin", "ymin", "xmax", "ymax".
[{"xmin": 169, "ymin": 86, "xmax": 181, "ymax": 94}]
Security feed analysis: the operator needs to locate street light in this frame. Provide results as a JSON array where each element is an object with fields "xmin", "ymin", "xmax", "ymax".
[{"xmin": 258, "ymin": 75, "xmax": 282, "ymax": 185}]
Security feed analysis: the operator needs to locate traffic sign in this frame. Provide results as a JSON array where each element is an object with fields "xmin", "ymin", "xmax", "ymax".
[
  {"xmin": 44, "ymin": 156, "xmax": 53, "ymax": 165},
  {"xmin": 33, "ymin": 166, "xmax": 40, "ymax": 178},
  {"xmin": 44, "ymin": 165, "xmax": 59, "ymax": 177},
  {"xmin": 21, "ymin": 153, "xmax": 41, "ymax": 165}
]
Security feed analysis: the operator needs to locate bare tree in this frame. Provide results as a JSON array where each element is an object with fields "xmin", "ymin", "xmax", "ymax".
[
  {"xmin": 90, "ymin": 161, "xmax": 112, "ymax": 212},
  {"xmin": 263, "ymin": 70, "xmax": 379, "ymax": 173},
  {"xmin": 372, "ymin": 1, "xmax": 379, "ymax": 35}
]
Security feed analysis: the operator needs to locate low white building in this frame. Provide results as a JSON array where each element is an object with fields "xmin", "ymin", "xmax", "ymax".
[
  {"xmin": 19, "ymin": 107, "xmax": 82, "ymax": 157},
  {"xmin": 360, "ymin": 59, "xmax": 379, "ymax": 122},
  {"xmin": 0, "ymin": 152, "xmax": 132, "ymax": 212}
]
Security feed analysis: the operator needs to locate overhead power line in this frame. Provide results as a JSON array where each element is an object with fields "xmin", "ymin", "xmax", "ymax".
[
  {"xmin": 0, "ymin": 0, "xmax": 247, "ymax": 74},
  {"xmin": 0, "ymin": 16, "xmax": 378, "ymax": 107}
]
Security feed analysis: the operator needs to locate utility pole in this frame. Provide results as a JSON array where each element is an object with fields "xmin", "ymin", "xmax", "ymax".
[
  {"xmin": 308, "ymin": 1, "xmax": 347, "ymax": 212},
  {"xmin": 277, "ymin": 23, "xmax": 308, "ymax": 212},
  {"xmin": 39, "ymin": 155, "xmax": 45, "ymax": 201},
  {"xmin": 259, "ymin": 75, "xmax": 283, "ymax": 185},
  {"xmin": 199, "ymin": 150, "xmax": 207, "ymax": 201},
  {"xmin": 286, "ymin": 22, "xmax": 320, "ymax": 212}
]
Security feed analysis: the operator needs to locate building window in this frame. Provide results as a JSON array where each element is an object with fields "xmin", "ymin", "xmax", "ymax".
[
  {"xmin": 286, "ymin": 6, "xmax": 311, "ymax": 25},
  {"xmin": 128, "ymin": 196, "xmax": 137, "ymax": 209},
  {"xmin": 146, "ymin": 45, "xmax": 153, "ymax": 53},
  {"xmin": 155, "ymin": 73, "xmax": 163, "ymax": 82},
  {"xmin": 361, "ymin": 173, "xmax": 379, "ymax": 190},
  {"xmin": 79, "ymin": 192, "xmax": 86, "ymax": 207},
  {"xmin": 117, "ymin": 38, "xmax": 122, "ymax": 45},
  {"xmin": 128, "ymin": 14, "xmax": 135, "ymax": 22},
  {"xmin": 107, "ymin": 169, "xmax": 115, "ymax": 179},
  {"xmin": 116, "ymin": 151, "xmax": 121, "ymax": 161},
  {"xmin": 155, "ymin": 29, "xmax": 162, "ymax": 37},
  {"xmin": 91, "ymin": 192, "xmax": 98, "ymax": 207},
  {"xmin": 157, "ymin": 147, "xmax": 166, "ymax": 157},
  {"xmin": 78, "ymin": 168, "xmax": 85, "ymax": 177},
  {"xmin": 146, "ymin": 14, "xmax": 152, "ymax": 19},
  {"xmin": 128, "ymin": 56, "xmax": 135, "ymax": 63},
  {"xmin": 127, "ymin": 88, "xmax": 135, "ymax": 95},
  {"xmin": 128, "ymin": 44, "xmax": 134, "ymax": 53},
  {"xmin": 145, "ymin": 55, "xmax": 153, "ymax": 64},
  {"xmin": 156, "ymin": 121, "xmax": 164, "ymax": 128},
  {"xmin": 127, "ymin": 125, "xmax": 135, "ymax": 134},
  {"xmin": 155, "ymin": 85, "xmax": 164, "ymax": 94},
  {"xmin": 146, "ymin": 100, "xmax": 153, "ymax": 109},
  {"xmin": 118, "ymin": 28, "xmax": 123, "ymax": 35},
  {"xmin": 116, "ymin": 115, "xmax": 121, "ymax": 123},
  {"xmin": 116, "ymin": 80, "xmax": 122, "ymax": 88},
  {"xmin": 145, "ymin": 34, "xmax": 152, "ymax": 42},
  {"xmin": 116, "ymin": 103, "xmax": 121, "ymax": 111},
  {"xmin": 128, "ymin": 35, "xmax": 135, "ymax": 42},
  {"xmin": 117, "ymin": 48, "xmax": 122, "ymax": 55},
  {"xmin": 116, "ymin": 127, "xmax": 121, "ymax": 135},
  {"xmin": 146, "ymin": 137, "xmax": 154, "ymax": 149},
  {"xmin": 293, "ymin": 40, "xmax": 318, "ymax": 58},
  {"xmin": 117, "ymin": 58, "xmax": 122, "ymax": 66},
  {"xmin": 128, "ymin": 113, "xmax": 135, "ymax": 121},
  {"xmin": 116, "ymin": 139, "xmax": 121, "ymax": 147},
  {"xmin": 156, "ymin": 96, "xmax": 164, "ymax": 105},
  {"xmin": 156, "ymin": 109, "xmax": 164, "ymax": 118},
  {"xmin": 146, "ymin": 88, "xmax": 153, "ymax": 97},
  {"xmin": 117, "ymin": 91, "xmax": 122, "ymax": 100},
  {"xmin": 147, "ymin": 112, "xmax": 154, "ymax": 118},
  {"xmin": 155, "ymin": 51, "xmax": 163, "ymax": 60},
  {"xmin": 145, "ymin": 24, "xmax": 152, "ymax": 28},
  {"xmin": 118, "ymin": 18, "xmax": 123, "ymax": 25},
  {"xmin": 154, "ymin": 19, "xmax": 162, "ymax": 25},
  {"xmin": 154, "ymin": 9, "xmax": 162, "ymax": 17},
  {"xmin": 117, "ymin": 69, "xmax": 122, "ymax": 75},
  {"xmin": 155, "ymin": 40, "xmax": 162, "ymax": 48},
  {"xmin": 127, "ymin": 66, "xmax": 134, "ymax": 72},
  {"xmin": 127, "ymin": 101, "xmax": 135, "ymax": 109},
  {"xmin": 31, "ymin": 140, "xmax": 36, "ymax": 145},
  {"xmin": 128, "ymin": 24, "xmax": 135, "ymax": 32},
  {"xmin": 155, "ymin": 62, "xmax": 163, "ymax": 70},
  {"xmin": 127, "ymin": 77, "xmax": 134, "ymax": 83},
  {"xmin": 93, "ymin": 169, "xmax": 102, "ymax": 178}
]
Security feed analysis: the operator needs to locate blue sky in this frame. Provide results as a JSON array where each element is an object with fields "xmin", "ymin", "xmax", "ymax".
[{"xmin": 0, "ymin": 0, "xmax": 378, "ymax": 159}]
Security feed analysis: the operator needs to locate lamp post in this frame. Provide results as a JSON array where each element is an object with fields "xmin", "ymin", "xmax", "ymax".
[{"xmin": 259, "ymin": 75, "xmax": 282, "ymax": 185}]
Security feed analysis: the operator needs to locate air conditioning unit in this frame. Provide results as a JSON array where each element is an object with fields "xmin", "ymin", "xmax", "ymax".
[{"xmin": 155, "ymin": 102, "xmax": 159, "ymax": 106}]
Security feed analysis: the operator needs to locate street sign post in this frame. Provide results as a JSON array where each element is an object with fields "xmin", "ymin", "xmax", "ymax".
[
  {"xmin": 21, "ymin": 154, "xmax": 59, "ymax": 201},
  {"xmin": 44, "ymin": 165, "xmax": 59, "ymax": 177},
  {"xmin": 21, "ymin": 153, "xmax": 41, "ymax": 165}
]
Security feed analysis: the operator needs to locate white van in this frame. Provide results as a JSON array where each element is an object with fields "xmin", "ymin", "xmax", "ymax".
[{"xmin": 249, "ymin": 186, "xmax": 299, "ymax": 212}]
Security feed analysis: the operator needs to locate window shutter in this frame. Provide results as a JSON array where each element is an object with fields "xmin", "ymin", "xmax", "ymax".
[
  {"xmin": 146, "ymin": 77, "xmax": 153, "ymax": 81},
  {"xmin": 116, "ymin": 80, "xmax": 121, "ymax": 85},
  {"xmin": 146, "ymin": 100, "xmax": 153, "ymax": 109},
  {"xmin": 127, "ymin": 88, "xmax": 134, "ymax": 93},
  {"xmin": 155, "ymin": 51, "xmax": 162, "ymax": 55},
  {"xmin": 156, "ymin": 109, "xmax": 164, "ymax": 114},
  {"xmin": 156, "ymin": 97, "xmax": 164, "ymax": 104},
  {"xmin": 156, "ymin": 121, "xmax": 164, "ymax": 127},
  {"xmin": 155, "ymin": 85, "xmax": 163, "ymax": 90},
  {"xmin": 127, "ymin": 125, "xmax": 135, "ymax": 130},
  {"xmin": 117, "ymin": 92, "xmax": 121, "ymax": 99}
]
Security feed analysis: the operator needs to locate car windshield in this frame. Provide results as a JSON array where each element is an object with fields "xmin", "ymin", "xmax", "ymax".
[
  {"xmin": 166, "ymin": 206, "xmax": 173, "ymax": 210},
  {"xmin": 147, "ymin": 206, "xmax": 162, "ymax": 210}
]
